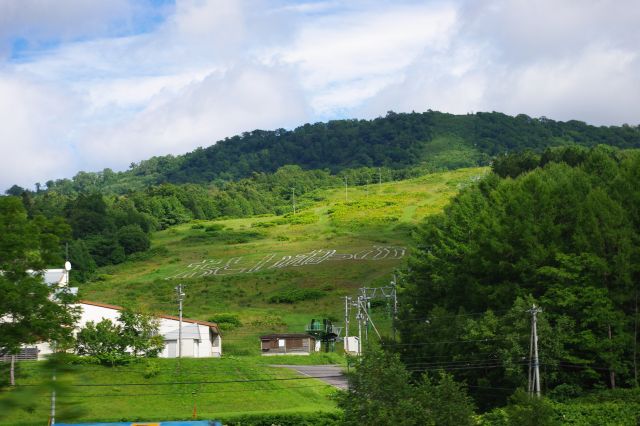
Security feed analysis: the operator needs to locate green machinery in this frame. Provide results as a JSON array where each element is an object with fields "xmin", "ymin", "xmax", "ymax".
[{"xmin": 306, "ymin": 318, "xmax": 341, "ymax": 352}]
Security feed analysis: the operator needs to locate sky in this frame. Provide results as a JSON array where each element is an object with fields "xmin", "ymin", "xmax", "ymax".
[{"xmin": 1, "ymin": 0, "xmax": 639, "ymax": 190}]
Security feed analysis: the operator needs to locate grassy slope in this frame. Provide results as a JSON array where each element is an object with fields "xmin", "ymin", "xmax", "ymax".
[
  {"xmin": 2, "ymin": 357, "xmax": 339, "ymax": 425},
  {"xmin": 80, "ymin": 167, "xmax": 487, "ymax": 355}
]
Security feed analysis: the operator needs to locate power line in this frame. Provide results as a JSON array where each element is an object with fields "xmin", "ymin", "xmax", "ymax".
[
  {"xmin": 55, "ymin": 383, "xmax": 335, "ymax": 399},
  {"xmin": 395, "ymin": 309, "xmax": 511, "ymax": 323},
  {"xmin": 15, "ymin": 375, "xmax": 345, "ymax": 388},
  {"xmin": 383, "ymin": 337, "xmax": 512, "ymax": 347}
]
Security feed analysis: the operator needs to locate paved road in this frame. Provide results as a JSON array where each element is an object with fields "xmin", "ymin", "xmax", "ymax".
[{"xmin": 272, "ymin": 364, "xmax": 348, "ymax": 390}]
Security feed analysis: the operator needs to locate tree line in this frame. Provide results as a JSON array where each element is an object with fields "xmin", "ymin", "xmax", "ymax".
[{"xmin": 398, "ymin": 145, "xmax": 640, "ymax": 409}]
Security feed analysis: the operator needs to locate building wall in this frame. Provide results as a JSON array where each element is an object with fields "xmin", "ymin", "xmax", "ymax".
[
  {"xmin": 36, "ymin": 303, "xmax": 221, "ymax": 359},
  {"xmin": 260, "ymin": 337, "xmax": 314, "ymax": 356}
]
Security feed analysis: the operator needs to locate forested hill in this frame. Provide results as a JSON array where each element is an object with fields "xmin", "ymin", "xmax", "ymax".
[
  {"xmin": 22, "ymin": 110, "xmax": 640, "ymax": 195},
  {"xmin": 132, "ymin": 110, "xmax": 640, "ymax": 184}
]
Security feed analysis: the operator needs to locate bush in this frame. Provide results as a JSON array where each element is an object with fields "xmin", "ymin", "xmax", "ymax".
[
  {"xmin": 205, "ymin": 223, "xmax": 225, "ymax": 232},
  {"xmin": 126, "ymin": 246, "xmax": 170, "ymax": 262},
  {"xmin": 207, "ymin": 313, "xmax": 242, "ymax": 330},
  {"xmin": 117, "ymin": 224, "xmax": 151, "ymax": 255},
  {"xmin": 276, "ymin": 211, "xmax": 318, "ymax": 225},
  {"xmin": 268, "ymin": 287, "xmax": 325, "ymax": 304},
  {"xmin": 220, "ymin": 412, "xmax": 342, "ymax": 426},
  {"xmin": 182, "ymin": 229, "xmax": 265, "ymax": 245},
  {"xmin": 504, "ymin": 390, "xmax": 560, "ymax": 426},
  {"xmin": 251, "ymin": 221, "xmax": 277, "ymax": 228}
]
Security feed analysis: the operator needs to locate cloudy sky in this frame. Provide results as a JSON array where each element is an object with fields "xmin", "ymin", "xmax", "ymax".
[{"xmin": 1, "ymin": 0, "xmax": 639, "ymax": 190}]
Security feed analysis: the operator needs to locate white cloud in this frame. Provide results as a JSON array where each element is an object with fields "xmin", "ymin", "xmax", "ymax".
[
  {"xmin": 0, "ymin": 0, "xmax": 136, "ymax": 56},
  {"xmin": 0, "ymin": 0, "xmax": 639, "ymax": 190},
  {"xmin": 0, "ymin": 75, "xmax": 78, "ymax": 188},
  {"xmin": 361, "ymin": 0, "xmax": 640, "ymax": 124},
  {"xmin": 270, "ymin": 3, "xmax": 458, "ymax": 114},
  {"xmin": 75, "ymin": 64, "xmax": 310, "ymax": 171}
]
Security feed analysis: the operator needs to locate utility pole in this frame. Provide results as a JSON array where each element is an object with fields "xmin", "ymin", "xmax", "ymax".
[
  {"xmin": 176, "ymin": 284, "xmax": 185, "ymax": 358},
  {"xmin": 9, "ymin": 313, "xmax": 15, "ymax": 387},
  {"xmin": 344, "ymin": 177, "xmax": 348, "ymax": 202},
  {"xmin": 356, "ymin": 296, "xmax": 363, "ymax": 355},
  {"xmin": 391, "ymin": 274, "xmax": 398, "ymax": 342},
  {"xmin": 528, "ymin": 304, "xmax": 542, "ymax": 397},
  {"xmin": 49, "ymin": 341, "xmax": 57, "ymax": 426},
  {"xmin": 344, "ymin": 297, "xmax": 350, "ymax": 353},
  {"xmin": 291, "ymin": 187, "xmax": 296, "ymax": 215}
]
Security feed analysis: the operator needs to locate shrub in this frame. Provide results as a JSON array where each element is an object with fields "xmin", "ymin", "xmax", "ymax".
[
  {"xmin": 268, "ymin": 287, "xmax": 325, "ymax": 304},
  {"xmin": 504, "ymin": 390, "xmax": 560, "ymax": 426},
  {"xmin": 251, "ymin": 221, "xmax": 277, "ymax": 228},
  {"xmin": 207, "ymin": 313, "xmax": 243, "ymax": 330},
  {"xmin": 117, "ymin": 224, "xmax": 151, "ymax": 255},
  {"xmin": 220, "ymin": 412, "xmax": 342, "ymax": 426},
  {"xmin": 205, "ymin": 223, "xmax": 225, "ymax": 232}
]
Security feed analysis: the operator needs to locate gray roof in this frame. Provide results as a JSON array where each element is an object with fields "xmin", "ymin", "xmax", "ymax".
[
  {"xmin": 260, "ymin": 333, "xmax": 315, "ymax": 340},
  {"xmin": 163, "ymin": 324, "xmax": 202, "ymax": 340}
]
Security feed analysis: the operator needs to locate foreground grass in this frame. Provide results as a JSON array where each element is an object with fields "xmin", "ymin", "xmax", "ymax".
[{"xmin": 1, "ymin": 357, "xmax": 339, "ymax": 425}]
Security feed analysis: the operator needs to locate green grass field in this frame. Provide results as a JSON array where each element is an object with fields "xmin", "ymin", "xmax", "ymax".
[
  {"xmin": 79, "ymin": 167, "xmax": 487, "ymax": 355},
  {"xmin": 1, "ymin": 356, "xmax": 341, "ymax": 425}
]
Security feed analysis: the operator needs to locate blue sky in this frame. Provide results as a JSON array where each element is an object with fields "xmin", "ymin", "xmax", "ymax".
[{"xmin": 0, "ymin": 0, "xmax": 639, "ymax": 190}]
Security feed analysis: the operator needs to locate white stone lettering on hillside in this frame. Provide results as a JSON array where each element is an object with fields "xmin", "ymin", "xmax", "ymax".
[{"xmin": 165, "ymin": 246, "xmax": 406, "ymax": 280}]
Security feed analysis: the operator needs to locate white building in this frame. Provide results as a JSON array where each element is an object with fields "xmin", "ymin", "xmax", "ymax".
[
  {"xmin": 31, "ymin": 300, "xmax": 222, "ymax": 360},
  {"xmin": 3, "ymin": 266, "xmax": 222, "ymax": 360},
  {"xmin": 344, "ymin": 336, "xmax": 360, "ymax": 355}
]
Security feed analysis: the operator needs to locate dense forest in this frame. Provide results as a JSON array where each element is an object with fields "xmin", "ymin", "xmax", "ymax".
[
  {"xmin": 6, "ymin": 110, "xmax": 640, "ymax": 196},
  {"xmin": 398, "ymin": 145, "xmax": 640, "ymax": 408}
]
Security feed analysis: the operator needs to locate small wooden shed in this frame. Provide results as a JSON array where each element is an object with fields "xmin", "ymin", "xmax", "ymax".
[{"xmin": 260, "ymin": 333, "xmax": 316, "ymax": 356}]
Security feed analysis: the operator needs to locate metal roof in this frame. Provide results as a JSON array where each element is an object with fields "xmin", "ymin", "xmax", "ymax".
[{"xmin": 259, "ymin": 333, "xmax": 315, "ymax": 340}]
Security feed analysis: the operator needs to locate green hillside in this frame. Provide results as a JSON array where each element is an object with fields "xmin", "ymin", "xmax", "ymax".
[{"xmin": 78, "ymin": 167, "xmax": 487, "ymax": 354}]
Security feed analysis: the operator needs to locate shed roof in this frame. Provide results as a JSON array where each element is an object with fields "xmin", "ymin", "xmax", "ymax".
[
  {"xmin": 78, "ymin": 300, "xmax": 220, "ymax": 334},
  {"xmin": 260, "ymin": 333, "xmax": 315, "ymax": 340}
]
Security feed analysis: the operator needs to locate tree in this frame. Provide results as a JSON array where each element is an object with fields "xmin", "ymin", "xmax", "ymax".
[
  {"xmin": 68, "ymin": 239, "xmax": 97, "ymax": 282},
  {"xmin": 4, "ymin": 185, "xmax": 26, "ymax": 197},
  {"xmin": 118, "ymin": 309, "xmax": 164, "ymax": 357},
  {"xmin": 504, "ymin": 390, "xmax": 560, "ymax": 426},
  {"xmin": 75, "ymin": 308, "xmax": 164, "ymax": 365},
  {"xmin": 400, "ymin": 148, "xmax": 640, "ymax": 403},
  {"xmin": 74, "ymin": 318, "xmax": 124, "ymax": 365},
  {"xmin": 0, "ymin": 197, "xmax": 79, "ymax": 384},
  {"xmin": 338, "ymin": 348, "xmax": 475, "ymax": 426},
  {"xmin": 415, "ymin": 372, "xmax": 476, "ymax": 426},
  {"xmin": 117, "ymin": 224, "xmax": 150, "ymax": 255},
  {"xmin": 339, "ymin": 349, "xmax": 420, "ymax": 426}
]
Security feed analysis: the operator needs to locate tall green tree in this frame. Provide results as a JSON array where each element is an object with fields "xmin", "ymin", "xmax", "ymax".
[
  {"xmin": 338, "ymin": 348, "xmax": 475, "ymax": 426},
  {"xmin": 400, "ymin": 148, "xmax": 640, "ymax": 404},
  {"xmin": 0, "ymin": 197, "xmax": 79, "ymax": 384}
]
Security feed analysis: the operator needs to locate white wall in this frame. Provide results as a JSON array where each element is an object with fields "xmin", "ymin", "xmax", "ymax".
[{"xmin": 36, "ymin": 303, "xmax": 221, "ymax": 359}]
